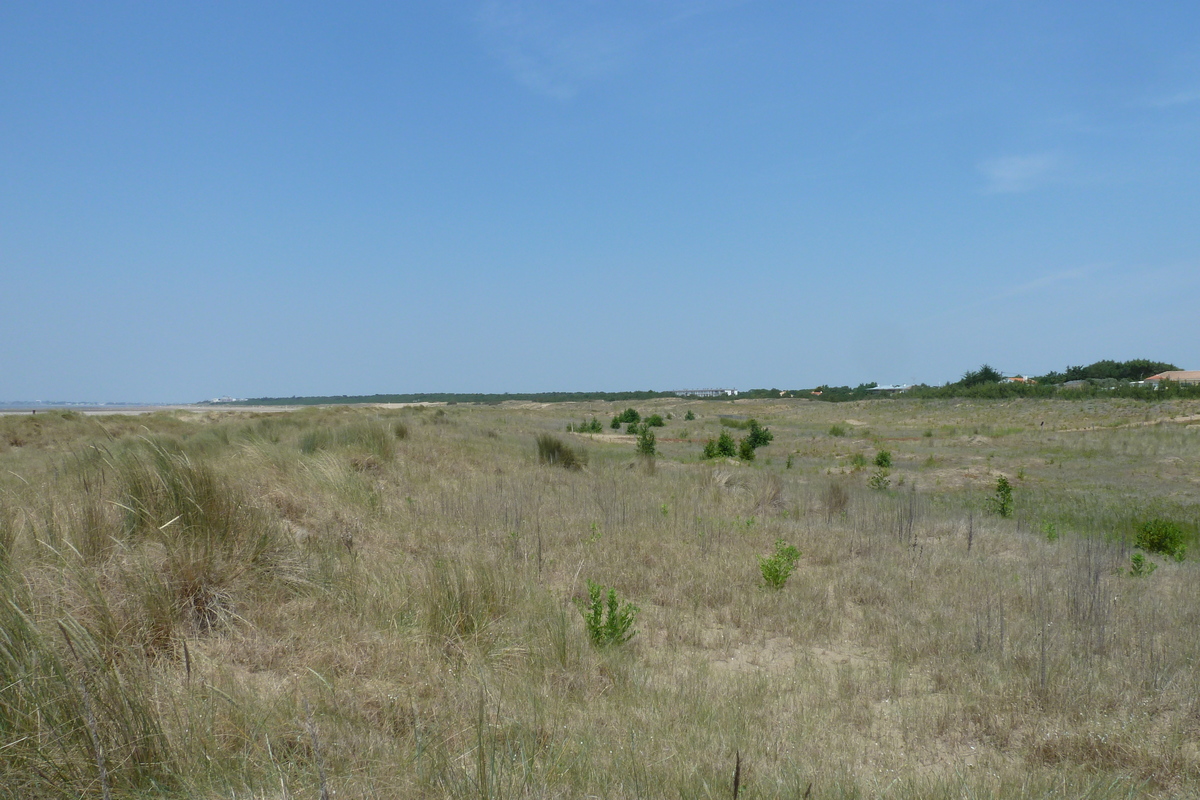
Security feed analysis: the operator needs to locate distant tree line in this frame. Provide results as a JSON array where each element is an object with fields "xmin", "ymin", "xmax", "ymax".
[
  {"xmin": 1034, "ymin": 359, "xmax": 1177, "ymax": 384},
  {"xmin": 234, "ymin": 359, "xmax": 1191, "ymax": 407},
  {"xmin": 236, "ymin": 390, "xmax": 681, "ymax": 406},
  {"xmin": 808, "ymin": 359, "xmax": 1195, "ymax": 403}
]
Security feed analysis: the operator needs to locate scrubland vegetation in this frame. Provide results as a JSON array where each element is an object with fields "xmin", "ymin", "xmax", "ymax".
[{"xmin": 2, "ymin": 396, "xmax": 1199, "ymax": 798}]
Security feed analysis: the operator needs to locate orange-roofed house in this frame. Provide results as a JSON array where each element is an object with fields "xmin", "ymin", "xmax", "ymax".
[{"xmin": 1144, "ymin": 371, "xmax": 1200, "ymax": 387}]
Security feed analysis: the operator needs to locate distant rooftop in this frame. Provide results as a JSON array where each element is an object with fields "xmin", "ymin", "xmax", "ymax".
[{"xmin": 1144, "ymin": 371, "xmax": 1200, "ymax": 385}]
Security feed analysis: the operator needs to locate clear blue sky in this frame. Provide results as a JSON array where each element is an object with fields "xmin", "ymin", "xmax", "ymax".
[{"xmin": 3, "ymin": 2, "xmax": 1198, "ymax": 402}]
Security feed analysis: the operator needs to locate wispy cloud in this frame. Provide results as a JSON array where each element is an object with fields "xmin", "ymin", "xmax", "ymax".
[
  {"xmin": 473, "ymin": 1, "xmax": 742, "ymax": 99},
  {"xmin": 978, "ymin": 153, "xmax": 1058, "ymax": 194},
  {"xmin": 474, "ymin": 2, "xmax": 643, "ymax": 99},
  {"xmin": 989, "ymin": 266, "xmax": 1092, "ymax": 302},
  {"xmin": 1143, "ymin": 89, "xmax": 1200, "ymax": 109}
]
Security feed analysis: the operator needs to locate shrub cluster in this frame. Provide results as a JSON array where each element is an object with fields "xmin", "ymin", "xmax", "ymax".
[
  {"xmin": 567, "ymin": 417, "xmax": 603, "ymax": 433},
  {"xmin": 703, "ymin": 419, "xmax": 772, "ymax": 462},
  {"xmin": 1136, "ymin": 518, "xmax": 1186, "ymax": 561},
  {"xmin": 703, "ymin": 431, "xmax": 737, "ymax": 459},
  {"xmin": 611, "ymin": 408, "xmax": 641, "ymax": 428},
  {"xmin": 536, "ymin": 434, "xmax": 587, "ymax": 470}
]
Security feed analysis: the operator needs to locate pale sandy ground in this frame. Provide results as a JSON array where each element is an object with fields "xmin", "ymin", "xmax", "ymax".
[
  {"xmin": 0, "ymin": 401, "xmax": 453, "ymax": 417},
  {"xmin": 0, "ymin": 404, "xmax": 302, "ymax": 416}
]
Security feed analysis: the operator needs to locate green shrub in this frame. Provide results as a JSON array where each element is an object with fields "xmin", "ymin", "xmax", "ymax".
[
  {"xmin": 874, "ymin": 450, "xmax": 892, "ymax": 468},
  {"xmin": 829, "ymin": 424, "xmax": 847, "ymax": 437},
  {"xmin": 758, "ymin": 540, "xmax": 801, "ymax": 590},
  {"xmin": 645, "ymin": 414, "xmax": 665, "ymax": 428},
  {"xmin": 738, "ymin": 437, "xmax": 756, "ymax": 461},
  {"xmin": 576, "ymin": 581, "xmax": 639, "ymax": 646},
  {"xmin": 1129, "ymin": 552, "xmax": 1157, "ymax": 577},
  {"xmin": 569, "ymin": 417, "xmax": 603, "ymax": 433},
  {"xmin": 986, "ymin": 476, "xmax": 1014, "ymax": 518},
  {"xmin": 684, "ymin": 410, "xmax": 695, "ymax": 421},
  {"xmin": 867, "ymin": 469, "xmax": 891, "ymax": 490},
  {"xmin": 1136, "ymin": 518, "xmax": 1186, "ymax": 561},
  {"xmin": 635, "ymin": 425, "xmax": 657, "ymax": 457},
  {"xmin": 536, "ymin": 434, "xmax": 587, "ymax": 470},
  {"xmin": 617, "ymin": 408, "xmax": 641, "ymax": 424},
  {"xmin": 720, "ymin": 418, "xmax": 751, "ymax": 430},
  {"xmin": 610, "ymin": 416, "xmax": 621, "ymax": 429},
  {"xmin": 745, "ymin": 419, "xmax": 773, "ymax": 449},
  {"xmin": 849, "ymin": 453, "xmax": 867, "ymax": 470},
  {"xmin": 716, "ymin": 431, "xmax": 737, "ymax": 457}
]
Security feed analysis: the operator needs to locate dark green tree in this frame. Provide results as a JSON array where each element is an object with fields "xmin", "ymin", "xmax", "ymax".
[{"xmin": 959, "ymin": 364, "xmax": 1004, "ymax": 387}]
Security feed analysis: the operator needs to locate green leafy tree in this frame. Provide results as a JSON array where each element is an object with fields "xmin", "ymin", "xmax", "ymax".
[
  {"xmin": 738, "ymin": 437, "xmax": 756, "ymax": 461},
  {"xmin": 959, "ymin": 364, "xmax": 1004, "ymax": 387}
]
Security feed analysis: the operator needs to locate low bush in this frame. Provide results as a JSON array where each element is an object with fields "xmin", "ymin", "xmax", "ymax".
[
  {"xmin": 758, "ymin": 540, "xmax": 801, "ymax": 590},
  {"xmin": 745, "ymin": 419, "xmax": 773, "ymax": 449},
  {"xmin": 874, "ymin": 450, "xmax": 892, "ymax": 468},
  {"xmin": 645, "ymin": 414, "xmax": 665, "ymax": 428},
  {"xmin": 829, "ymin": 424, "xmax": 847, "ymax": 437},
  {"xmin": 986, "ymin": 476, "xmax": 1014, "ymax": 518},
  {"xmin": 536, "ymin": 434, "xmax": 587, "ymax": 470},
  {"xmin": 867, "ymin": 469, "xmax": 891, "ymax": 490},
  {"xmin": 1129, "ymin": 552, "xmax": 1157, "ymax": 577},
  {"xmin": 1137, "ymin": 518, "xmax": 1186, "ymax": 561},
  {"xmin": 703, "ymin": 431, "xmax": 738, "ymax": 459},
  {"xmin": 576, "ymin": 581, "xmax": 639, "ymax": 646}
]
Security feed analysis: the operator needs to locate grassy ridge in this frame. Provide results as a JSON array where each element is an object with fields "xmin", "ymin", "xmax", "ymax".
[{"xmin": 2, "ymin": 398, "xmax": 1199, "ymax": 797}]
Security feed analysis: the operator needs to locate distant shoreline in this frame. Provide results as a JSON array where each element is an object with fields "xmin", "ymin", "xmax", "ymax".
[{"xmin": 0, "ymin": 404, "xmax": 301, "ymax": 416}]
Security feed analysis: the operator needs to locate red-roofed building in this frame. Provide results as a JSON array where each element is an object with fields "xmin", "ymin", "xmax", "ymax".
[{"xmin": 1144, "ymin": 371, "xmax": 1200, "ymax": 386}]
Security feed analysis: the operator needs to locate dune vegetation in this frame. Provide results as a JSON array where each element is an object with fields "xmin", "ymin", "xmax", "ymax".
[{"xmin": 2, "ymin": 396, "xmax": 1199, "ymax": 798}]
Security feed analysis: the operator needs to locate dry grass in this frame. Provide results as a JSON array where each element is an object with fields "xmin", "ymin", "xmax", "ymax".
[{"xmin": 0, "ymin": 398, "xmax": 1199, "ymax": 798}]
